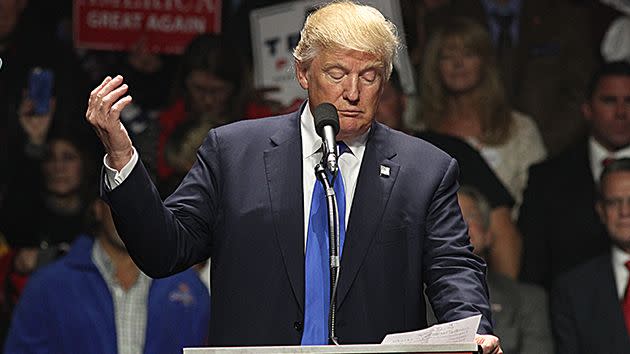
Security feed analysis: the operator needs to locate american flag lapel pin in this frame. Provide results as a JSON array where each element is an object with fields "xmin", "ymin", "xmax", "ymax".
[{"xmin": 380, "ymin": 165, "xmax": 390, "ymax": 177}]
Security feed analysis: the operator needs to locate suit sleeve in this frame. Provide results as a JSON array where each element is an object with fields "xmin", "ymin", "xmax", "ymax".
[
  {"xmin": 422, "ymin": 158, "xmax": 494, "ymax": 334},
  {"xmin": 103, "ymin": 130, "xmax": 222, "ymax": 278}
]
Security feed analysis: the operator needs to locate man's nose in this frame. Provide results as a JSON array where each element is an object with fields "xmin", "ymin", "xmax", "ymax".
[
  {"xmin": 621, "ymin": 199, "xmax": 630, "ymax": 216},
  {"xmin": 453, "ymin": 54, "xmax": 464, "ymax": 67},
  {"xmin": 46, "ymin": 158, "xmax": 65, "ymax": 175},
  {"xmin": 343, "ymin": 76, "xmax": 360, "ymax": 102}
]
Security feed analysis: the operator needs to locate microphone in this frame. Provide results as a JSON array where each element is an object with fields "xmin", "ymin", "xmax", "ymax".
[{"xmin": 313, "ymin": 103, "xmax": 340, "ymax": 175}]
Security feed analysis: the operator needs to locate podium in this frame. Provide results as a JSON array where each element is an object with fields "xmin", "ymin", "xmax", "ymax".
[{"xmin": 184, "ymin": 343, "xmax": 480, "ymax": 354}]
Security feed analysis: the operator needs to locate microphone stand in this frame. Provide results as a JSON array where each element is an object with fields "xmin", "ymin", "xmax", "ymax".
[{"xmin": 314, "ymin": 162, "xmax": 341, "ymax": 345}]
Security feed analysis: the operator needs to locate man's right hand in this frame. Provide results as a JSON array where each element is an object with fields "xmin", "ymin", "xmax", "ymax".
[{"xmin": 85, "ymin": 75, "xmax": 134, "ymax": 170}]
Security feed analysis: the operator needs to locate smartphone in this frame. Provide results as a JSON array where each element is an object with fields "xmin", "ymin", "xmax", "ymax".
[{"xmin": 28, "ymin": 67, "xmax": 54, "ymax": 115}]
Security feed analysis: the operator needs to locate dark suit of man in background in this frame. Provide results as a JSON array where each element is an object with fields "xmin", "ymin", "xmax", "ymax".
[
  {"xmin": 519, "ymin": 61, "xmax": 630, "ymax": 291},
  {"xmin": 552, "ymin": 158, "xmax": 630, "ymax": 353},
  {"xmin": 85, "ymin": 1, "xmax": 501, "ymax": 352}
]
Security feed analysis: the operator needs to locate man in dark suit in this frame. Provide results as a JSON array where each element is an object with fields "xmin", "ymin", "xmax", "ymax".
[
  {"xmin": 552, "ymin": 158, "xmax": 630, "ymax": 353},
  {"xmin": 85, "ymin": 1, "xmax": 501, "ymax": 352},
  {"xmin": 518, "ymin": 61, "xmax": 630, "ymax": 291}
]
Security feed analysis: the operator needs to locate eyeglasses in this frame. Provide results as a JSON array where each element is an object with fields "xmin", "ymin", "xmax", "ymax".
[{"xmin": 601, "ymin": 196, "xmax": 630, "ymax": 212}]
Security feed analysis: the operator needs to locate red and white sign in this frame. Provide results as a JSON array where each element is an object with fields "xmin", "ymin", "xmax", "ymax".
[{"xmin": 73, "ymin": 0, "xmax": 222, "ymax": 54}]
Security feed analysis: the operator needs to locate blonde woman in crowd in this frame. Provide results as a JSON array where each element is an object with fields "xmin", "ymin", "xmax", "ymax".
[{"xmin": 420, "ymin": 17, "xmax": 546, "ymax": 217}]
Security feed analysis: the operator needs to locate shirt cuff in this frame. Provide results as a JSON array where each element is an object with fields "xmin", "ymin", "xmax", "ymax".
[{"xmin": 103, "ymin": 147, "xmax": 139, "ymax": 191}]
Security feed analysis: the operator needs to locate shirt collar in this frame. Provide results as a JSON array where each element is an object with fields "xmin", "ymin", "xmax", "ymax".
[
  {"xmin": 589, "ymin": 136, "xmax": 630, "ymax": 182},
  {"xmin": 301, "ymin": 103, "xmax": 322, "ymax": 160},
  {"xmin": 300, "ymin": 101, "xmax": 369, "ymax": 160},
  {"xmin": 612, "ymin": 244, "xmax": 630, "ymax": 270},
  {"xmin": 93, "ymin": 238, "xmax": 115, "ymax": 281},
  {"xmin": 92, "ymin": 238, "xmax": 150, "ymax": 288}
]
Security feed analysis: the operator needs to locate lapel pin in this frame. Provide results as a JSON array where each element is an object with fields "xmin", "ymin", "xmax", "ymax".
[{"xmin": 380, "ymin": 165, "xmax": 390, "ymax": 177}]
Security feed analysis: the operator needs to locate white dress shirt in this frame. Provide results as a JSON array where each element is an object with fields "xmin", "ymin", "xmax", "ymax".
[
  {"xmin": 589, "ymin": 137, "xmax": 630, "ymax": 184},
  {"xmin": 611, "ymin": 245, "xmax": 630, "ymax": 299},
  {"xmin": 300, "ymin": 103, "xmax": 367, "ymax": 248},
  {"xmin": 103, "ymin": 147, "xmax": 139, "ymax": 191},
  {"xmin": 92, "ymin": 239, "xmax": 151, "ymax": 354},
  {"xmin": 104, "ymin": 103, "xmax": 368, "ymax": 249}
]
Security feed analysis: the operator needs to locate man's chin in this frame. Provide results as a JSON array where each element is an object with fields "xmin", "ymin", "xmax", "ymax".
[{"xmin": 338, "ymin": 121, "xmax": 371, "ymax": 140}]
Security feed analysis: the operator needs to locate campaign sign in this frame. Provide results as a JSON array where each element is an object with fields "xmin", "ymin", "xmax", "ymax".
[
  {"xmin": 250, "ymin": 1, "xmax": 312, "ymax": 106},
  {"xmin": 74, "ymin": 0, "xmax": 222, "ymax": 54},
  {"xmin": 250, "ymin": 0, "xmax": 416, "ymax": 106}
]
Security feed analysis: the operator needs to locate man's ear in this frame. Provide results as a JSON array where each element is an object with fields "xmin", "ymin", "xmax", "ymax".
[
  {"xmin": 295, "ymin": 61, "xmax": 309, "ymax": 90},
  {"xmin": 483, "ymin": 228, "xmax": 494, "ymax": 251},
  {"xmin": 596, "ymin": 200, "xmax": 606, "ymax": 224}
]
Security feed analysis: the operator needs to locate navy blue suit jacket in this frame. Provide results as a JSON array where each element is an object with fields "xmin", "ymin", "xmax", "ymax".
[
  {"xmin": 104, "ymin": 109, "xmax": 492, "ymax": 345},
  {"xmin": 552, "ymin": 252, "xmax": 630, "ymax": 353},
  {"xmin": 518, "ymin": 138, "xmax": 609, "ymax": 290}
]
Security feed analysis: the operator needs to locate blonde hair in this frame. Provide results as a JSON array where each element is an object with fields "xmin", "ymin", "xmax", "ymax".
[
  {"xmin": 293, "ymin": 0, "xmax": 399, "ymax": 79},
  {"xmin": 420, "ymin": 17, "xmax": 512, "ymax": 145}
]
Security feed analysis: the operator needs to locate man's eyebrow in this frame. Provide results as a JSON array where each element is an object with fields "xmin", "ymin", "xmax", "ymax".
[
  {"xmin": 360, "ymin": 61, "xmax": 385, "ymax": 73},
  {"xmin": 320, "ymin": 62, "xmax": 384, "ymax": 73},
  {"xmin": 360, "ymin": 65, "xmax": 382, "ymax": 74},
  {"xmin": 321, "ymin": 63, "xmax": 348, "ymax": 71}
]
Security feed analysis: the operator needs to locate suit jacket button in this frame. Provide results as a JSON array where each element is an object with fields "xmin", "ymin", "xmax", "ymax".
[{"xmin": 294, "ymin": 321, "xmax": 303, "ymax": 332}]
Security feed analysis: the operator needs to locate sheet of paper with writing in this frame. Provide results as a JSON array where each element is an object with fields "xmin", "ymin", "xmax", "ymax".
[{"xmin": 381, "ymin": 315, "xmax": 481, "ymax": 345}]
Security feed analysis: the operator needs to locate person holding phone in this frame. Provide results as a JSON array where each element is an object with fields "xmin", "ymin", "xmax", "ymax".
[
  {"xmin": 1, "ymin": 68, "xmax": 96, "ymax": 279},
  {"xmin": 18, "ymin": 68, "xmax": 56, "ymax": 155}
]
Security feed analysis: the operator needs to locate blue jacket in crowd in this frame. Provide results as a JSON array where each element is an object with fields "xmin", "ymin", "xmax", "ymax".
[{"xmin": 4, "ymin": 235, "xmax": 210, "ymax": 353}]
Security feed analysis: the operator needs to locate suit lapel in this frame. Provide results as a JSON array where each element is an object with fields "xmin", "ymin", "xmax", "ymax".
[
  {"xmin": 337, "ymin": 123, "xmax": 399, "ymax": 309},
  {"xmin": 589, "ymin": 255, "xmax": 630, "ymax": 350},
  {"xmin": 575, "ymin": 140, "xmax": 607, "ymax": 237},
  {"xmin": 263, "ymin": 111, "xmax": 305, "ymax": 313}
]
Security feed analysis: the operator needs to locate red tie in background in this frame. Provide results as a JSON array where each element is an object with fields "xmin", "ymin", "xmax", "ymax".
[
  {"xmin": 623, "ymin": 261, "xmax": 630, "ymax": 338},
  {"xmin": 602, "ymin": 157, "xmax": 616, "ymax": 168}
]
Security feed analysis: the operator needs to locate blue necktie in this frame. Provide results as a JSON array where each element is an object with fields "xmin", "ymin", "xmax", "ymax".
[{"xmin": 301, "ymin": 144, "xmax": 347, "ymax": 345}]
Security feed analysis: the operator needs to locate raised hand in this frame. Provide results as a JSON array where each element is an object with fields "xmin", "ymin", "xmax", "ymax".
[
  {"xmin": 85, "ymin": 75, "xmax": 134, "ymax": 170},
  {"xmin": 18, "ymin": 95, "xmax": 55, "ymax": 146}
]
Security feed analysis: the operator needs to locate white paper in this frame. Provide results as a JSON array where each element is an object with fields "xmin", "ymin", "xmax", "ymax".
[{"xmin": 381, "ymin": 315, "xmax": 481, "ymax": 345}]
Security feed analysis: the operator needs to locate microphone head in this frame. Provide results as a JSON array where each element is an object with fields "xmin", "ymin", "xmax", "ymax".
[{"xmin": 313, "ymin": 103, "xmax": 339, "ymax": 138}]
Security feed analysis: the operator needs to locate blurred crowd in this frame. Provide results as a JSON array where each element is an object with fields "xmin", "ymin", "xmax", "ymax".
[{"xmin": 1, "ymin": 0, "xmax": 630, "ymax": 353}]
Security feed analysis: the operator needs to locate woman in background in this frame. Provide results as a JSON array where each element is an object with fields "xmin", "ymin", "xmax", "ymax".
[
  {"xmin": 1, "ymin": 130, "xmax": 95, "ymax": 275},
  {"xmin": 420, "ymin": 17, "xmax": 546, "ymax": 217},
  {"xmin": 157, "ymin": 33, "xmax": 248, "ymax": 195}
]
